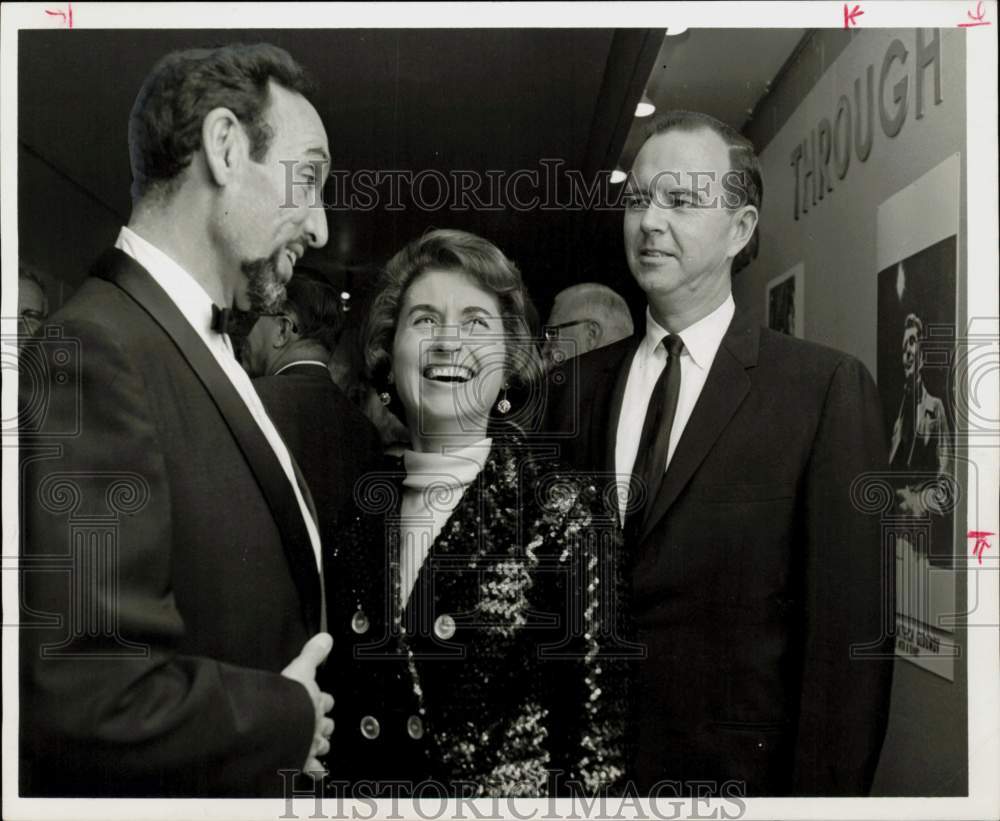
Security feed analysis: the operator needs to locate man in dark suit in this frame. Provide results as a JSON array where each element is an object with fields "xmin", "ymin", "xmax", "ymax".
[
  {"xmin": 546, "ymin": 111, "xmax": 894, "ymax": 796},
  {"xmin": 243, "ymin": 270, "xmax": 384, "ymax": 553},
  {"xmin": 20, "ymin": 43, "xmax": 337, "ymax": 797}
]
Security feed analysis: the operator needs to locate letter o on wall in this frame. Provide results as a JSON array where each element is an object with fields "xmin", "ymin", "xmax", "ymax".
[
  {"xmin": 879, "ymin": 38, "xmax": 909, "ymax": 138},
  {"xmin": 833, "ymin": 94, "xmax": 852, "ymax": 180}
]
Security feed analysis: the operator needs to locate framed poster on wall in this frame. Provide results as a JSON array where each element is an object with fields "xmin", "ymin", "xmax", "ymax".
[
  {"xmin": 765, "ymin": 263, "xmax": 804, "ymax": 338},
  {"xmin": 876, "ymin": 153, "xmax": 961, "ymax": 681}
]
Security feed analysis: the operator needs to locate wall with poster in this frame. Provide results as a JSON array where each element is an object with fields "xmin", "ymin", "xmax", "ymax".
[{"xmin": 734, "ymin": 29, "xmax": 967, "ymax": 795}]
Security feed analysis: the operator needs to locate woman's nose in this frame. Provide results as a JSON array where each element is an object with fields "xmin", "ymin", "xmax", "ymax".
[{"xmin": 428, "ymin": 326, "xmax": 463, "ymax": 352}]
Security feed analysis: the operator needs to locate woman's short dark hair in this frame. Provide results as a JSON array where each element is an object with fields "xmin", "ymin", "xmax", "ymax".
[
  {"xmin": 128, "ymin": 42, "xmax": 315, "ymax": 202},
  {"xmin": 362, "ymin": 229, "xmax": 535, "ymax": 391}
]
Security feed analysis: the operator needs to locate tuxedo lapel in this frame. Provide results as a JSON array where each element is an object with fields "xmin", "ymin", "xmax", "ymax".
[
  {"xmin": 92, "ymin": 248, "xmax": 323, "ymax": 632},
  {"xmin": 638, "ymin": 313, "xmax": 759, "ymax": 544}
]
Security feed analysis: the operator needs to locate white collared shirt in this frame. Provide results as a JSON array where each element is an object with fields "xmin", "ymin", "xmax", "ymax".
[
  {"xmin": 114, "ymin": 227, "xmax": 324, "ymax": 584},
  {"xmin": 614, "ymin": 294, "xmax": 735, "ymax": 520}
]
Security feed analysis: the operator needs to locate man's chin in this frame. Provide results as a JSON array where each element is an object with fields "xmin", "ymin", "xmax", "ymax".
[{"xmin": 241, "ymin": 256, "xmax": 287, "ymax": 313}]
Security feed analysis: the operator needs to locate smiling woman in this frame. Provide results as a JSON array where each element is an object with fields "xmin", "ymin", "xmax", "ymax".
[
  {"xmin": 323, "ymin": 229, "xmax": 636, "ymax": 797},
  {"xmin": 364, "ymin": 228, "xmax": 534, "ymax": 445}
]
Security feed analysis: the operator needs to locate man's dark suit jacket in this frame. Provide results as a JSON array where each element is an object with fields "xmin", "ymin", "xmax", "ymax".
[
  {"xmin": 19, "ymin": 249, "xmax": 321, "ymax": 797},
  {"xmin": 252, "ymin": 362, "xmax": 383, "ymax": 580},
  {"xmin": 545, "ymin": 307, "xmax": 895, "ymax": 796}
]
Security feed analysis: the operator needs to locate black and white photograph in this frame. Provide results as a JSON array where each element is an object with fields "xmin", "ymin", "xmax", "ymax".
[
  {"xmin": 2, "ymin": 4, "xmax": 997, "ymax": 821},
  {"xmin": 875, "ymin": 151, "xmax": 963, "ymax": 684}
]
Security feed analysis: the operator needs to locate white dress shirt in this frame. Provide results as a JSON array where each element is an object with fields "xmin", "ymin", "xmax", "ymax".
[
  {"xmin": 614, "ymin": 295, "xmax": 735, "ymax": 520},
  {"xmin": 398, "ymin": 439, "xmax": 491, "ymax": 608},
  {"xmin": 114, "ymin": 227, "xmax": 324, "ymax": 582}
]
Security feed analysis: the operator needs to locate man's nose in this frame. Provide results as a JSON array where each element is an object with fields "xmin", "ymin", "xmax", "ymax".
[
  {"xmin": 639, "ymin": 201, "xmax": 668, "ymax": 234},
  {"xmin": 304, "ymin": 201, "xmax": 329, "ymax": 249}
]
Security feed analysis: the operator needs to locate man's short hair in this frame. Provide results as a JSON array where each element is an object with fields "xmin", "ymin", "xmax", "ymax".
[
  {"xmin": 643, "ymin": 110, "xmax": 763, "ymax": 273},
  {"xmin": 281, "ymin": 268, "xmax": 343, "ymax": 352},
  {"xmin": 553, "ymin": 283, "xmax": 634, "ymax": 340},
  {"xmin": 128, "ymin": 43, "xmax": 316, "ymax": 202}
]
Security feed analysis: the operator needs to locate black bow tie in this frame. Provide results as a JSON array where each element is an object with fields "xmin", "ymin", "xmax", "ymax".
[
  {"xmin": 212, "ymin": 303, "xmax": 247, "ymax": 334},
  {"xmin": 212, "ymin": 304, "xmax": 261, "ymax": 339},
  {"xmin": 211, "ymin": 304, "xmax": 235, "ymax": 334}
]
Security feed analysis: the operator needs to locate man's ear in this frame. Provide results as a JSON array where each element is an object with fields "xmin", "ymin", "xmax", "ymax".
[
  {"xmin": 275, "ymin": 313, "xmax": 300, "ymax": 347},
  {"xmin": 586, "ymin": 319, "xmax": 603, "ymax": 348},
  {"xmin": 728, "ymin": 204, "xmax": 759, "ymax": 259},
  {"xmin": 201, "ymin": 107, "xmax": 244, "ymax": 187}
]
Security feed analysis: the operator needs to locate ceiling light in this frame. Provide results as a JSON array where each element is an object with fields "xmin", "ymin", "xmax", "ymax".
[
  {"xmin": 635, "ymin": 94, "xmax": 655, "ymax": 118},
  {"xmin": 610, "ymin": 169, "xmax": 627, "ymax": 184}
]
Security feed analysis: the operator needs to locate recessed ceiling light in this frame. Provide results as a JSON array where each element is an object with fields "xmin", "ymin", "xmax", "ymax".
[{"xmin": 635, "ymin": 93, "xmax": 655, "ymax": 118}]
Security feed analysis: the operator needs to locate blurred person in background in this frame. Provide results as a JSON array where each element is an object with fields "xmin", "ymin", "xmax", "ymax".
[
  {"xmin": 17, "ymin": 265, "xmax": 49, "ymax": 336},
  {"xmin": 541, "ymin": 282, "xmax": 634, "ymax": 369},
  {"xmin": 246, "ymin": 268, "xmax": 383, "ymax": 539}
]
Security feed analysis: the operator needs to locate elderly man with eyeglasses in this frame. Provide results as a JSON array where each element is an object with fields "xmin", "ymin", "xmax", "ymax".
[{"xmin": 541, "ymin": 282, "xmax": 634, "ymax": 369}]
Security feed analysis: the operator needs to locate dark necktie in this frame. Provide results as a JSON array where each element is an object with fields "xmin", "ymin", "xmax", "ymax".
[{"xmin": 626, "ymin": 334, "xmax": 684, "ymax": 537}]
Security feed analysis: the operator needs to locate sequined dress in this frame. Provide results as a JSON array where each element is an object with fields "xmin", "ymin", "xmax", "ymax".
[{"xmin": 325, "ymin": 432, "xmax": 636, "ymax": 797}]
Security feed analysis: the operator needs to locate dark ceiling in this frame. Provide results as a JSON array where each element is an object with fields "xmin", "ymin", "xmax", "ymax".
[{"xmin": 18, "ymin": 28, "xmax": 660, "ymax": 319}]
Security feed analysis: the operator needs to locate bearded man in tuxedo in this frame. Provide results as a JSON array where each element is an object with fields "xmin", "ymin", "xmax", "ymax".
[{"xmin": 20, "ymin": 43, "xmax": 338, "ymax": 797}]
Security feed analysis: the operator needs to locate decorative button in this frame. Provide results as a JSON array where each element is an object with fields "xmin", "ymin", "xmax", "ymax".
[
  {"xmin": 360, "ymin": 715, "xmax": 380, "ymax": 740},
  {"xmin": 351, "ymin": 610, "xmax": 370, "ymax": 634},
  {"xmin": 434, "ymin": 614, "xmax": 456, "ymax": 640},
  {"xmin": 406, "ymin": 715, "xmax": 425, "ymax": 740}
]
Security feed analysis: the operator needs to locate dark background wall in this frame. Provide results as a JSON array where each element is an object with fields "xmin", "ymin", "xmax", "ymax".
[{"xmin": 17, "ymin": 28, "xmax": 660, "ymax": 322}]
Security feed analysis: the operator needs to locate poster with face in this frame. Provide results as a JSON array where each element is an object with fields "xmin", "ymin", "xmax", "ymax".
[{"xmin": 876, "ymin": 155, "xmax": 960, "ymax": 681}]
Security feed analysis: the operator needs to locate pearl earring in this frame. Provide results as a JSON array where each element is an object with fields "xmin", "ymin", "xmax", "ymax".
[{"xmin": 496, "ymin": 386, "xmax": 511, "ymax": 415}]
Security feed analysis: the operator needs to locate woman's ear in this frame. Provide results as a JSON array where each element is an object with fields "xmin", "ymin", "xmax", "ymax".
[{"xmin": 201, "ymin": 107, "xmax": 243, "ymax": 187}]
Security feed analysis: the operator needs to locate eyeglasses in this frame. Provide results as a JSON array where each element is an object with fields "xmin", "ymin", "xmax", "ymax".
[{"xmin": 543, "ymin": 319, "xmax": 592, "ymax": 341}]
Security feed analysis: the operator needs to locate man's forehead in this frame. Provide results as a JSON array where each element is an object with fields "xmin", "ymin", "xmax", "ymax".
[
  {"xmin": 631, "ymin": 127, "xmax": 732, "ymax": 181},
  {"xmin": 265, "ymin": 81, "xmax": 329, "ymax": 158}
]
